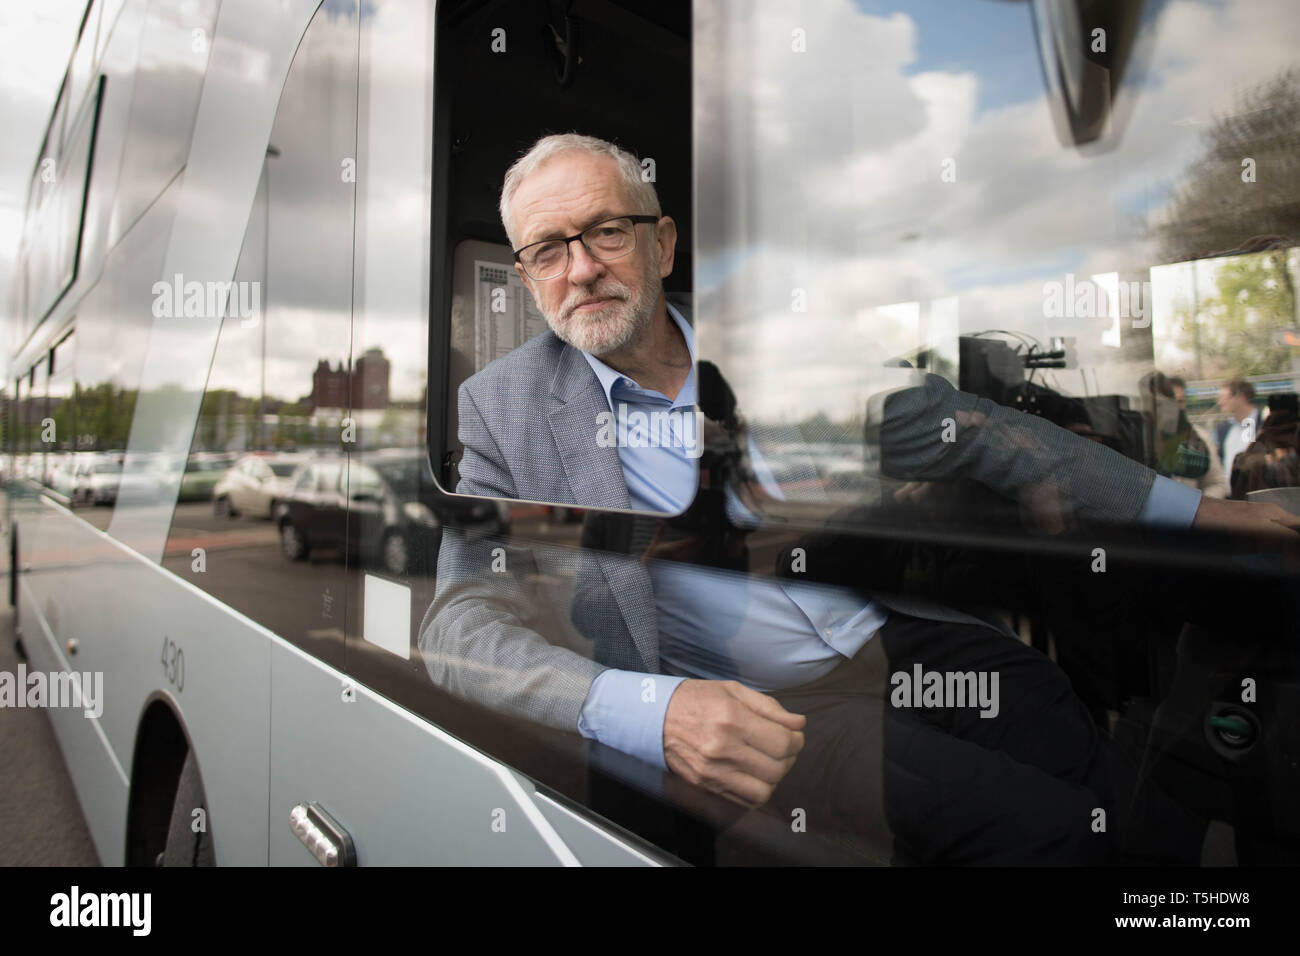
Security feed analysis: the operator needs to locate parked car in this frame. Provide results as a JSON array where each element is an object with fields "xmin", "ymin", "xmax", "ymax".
[
  {"xmin": 71, "ymin": 454, "xmax": 162, "ymax": 506},
  {"xmin": 277, "ymin": 451, "xmax": 506, "ymax": 576},
  {"xmin": 117, "ymin": 455, "xmax": 167, "ymax": 506},
  {"xmin": 49, "ymin": 456, "xmax": 79, "ymax": 499},
  {"xmin": 179, "ymin": 452, "xmax": 239, "ymax": 502},
  {"xmin": 75, "ymin": 458, "xmax": 124, "ymax": 506},
  {"xmin": 212, "ymin": 453, "xmax": 304, "ymax": 518}
]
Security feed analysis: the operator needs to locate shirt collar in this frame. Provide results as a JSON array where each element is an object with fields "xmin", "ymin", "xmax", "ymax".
[{"xmin": 580, "ymin": 300, "xmax": 696, "ymax": 408}]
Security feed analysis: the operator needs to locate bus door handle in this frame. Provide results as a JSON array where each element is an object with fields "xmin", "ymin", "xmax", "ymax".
[{"xmin": 289, "ymin": 802, "xmax": 357, "ymax": 866}]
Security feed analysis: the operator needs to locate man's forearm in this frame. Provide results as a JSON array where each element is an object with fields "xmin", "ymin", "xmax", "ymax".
[
  {"xmin": 877, "ymin": 374, "xmax": 1159, "ymax": 525},
  {"xmin": 419, "ymin": 526, "xmax": 607, "ymax": 731}
]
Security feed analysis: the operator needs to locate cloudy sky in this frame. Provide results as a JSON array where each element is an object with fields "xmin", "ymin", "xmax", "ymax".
[
  {"xmin": 2, "ymin": 0, "xmax": 1297, "ymax": 426},
  {"xmin": 0, "ymin": 1, "xmax": 87, "ymax": 374},
  {"xmin": 694, "ymin": 0, "xmax": 1300, "ymax": 422},
  {"xmin": 0, "ymin": 0, "xmax": 434, "ymax": 409}
]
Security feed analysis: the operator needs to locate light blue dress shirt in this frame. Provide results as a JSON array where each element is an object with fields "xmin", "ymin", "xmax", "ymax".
[{"xmin": 575, "ymin": 303, "xmax": 1203, "ymax": 768}]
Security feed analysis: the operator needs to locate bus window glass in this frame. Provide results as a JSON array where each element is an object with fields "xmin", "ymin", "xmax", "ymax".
[
  {"xmin": 409, "ymin": 0, "xmax": 1300, "ymax": 866},
  {"xmin": 47, "ymin": 333, "xmax": 76, "ymax": 497},
  {"xmin": 108, "ymin": 0, "xmax": 220, "ymax": 245},
  {"xmin": 695, "ymin": 0, "xmax": 1300, "ymax": 547},
  {"xmin": 66, "ymin": 2, "xmax": 101, "ymax": 124},
  {"xmin": 162, "ymin": 0, "xmax": 359, "ymax": 669},
  {"xmin": 31, "ymin": 359, "xmax": 48, "ymax": 487},
  {"xmin": 13, "ymin": 376, "xmax": 27, "ymax": 480},
  {"xmin": 424, "ymin": 0, "xmax": 693, "ymax": 519}
]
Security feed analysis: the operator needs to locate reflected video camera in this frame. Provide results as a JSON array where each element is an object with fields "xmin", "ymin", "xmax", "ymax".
[{"xmin": 959, "ymin": 335, "xmax": 1147, "ymax": 465}]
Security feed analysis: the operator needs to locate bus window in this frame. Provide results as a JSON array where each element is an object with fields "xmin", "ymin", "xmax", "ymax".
[
  {"xmin": 47, "ymin": 332, "xmax": 76, "ymax": 498},
  {"xmin": 65, "ymin": 2, "xmax": 101, "ymax": 127},
  {"xmin": 22, "ymin": 74, "xmax": 101, "ymax": 333},
  {"xmin": 161, "ymin": 0, "xmax": 359, "ymax": 670},
  {"xmin": 13, "ymin": 375, "xmax": 27, "ymax": 482},
  {"xmin": 31, "ymin": 359, "xmax": 48, "ymax": 488},
  {"xmin": 107, "ymin": 0, "xmax": 220, "ymax": 246},
  {"xmin": 425, "ymin": 0, "xmax": 693, "ymax": 519},
  {"xmin": 693, "ymin": 0, "xmax": 1300, "ymax": 549},
  {"xmin": 409, "ymin": 0, "xmax": 869, "ymax": 865},
  {"xmin": 410, "ymin": 0, "xmax": 1300, "ymax": 866}
]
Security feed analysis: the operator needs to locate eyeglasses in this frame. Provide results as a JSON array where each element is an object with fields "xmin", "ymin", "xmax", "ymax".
[{"xmin": 513, "ymin": 215, "xmax": 660, "ymax": 280}]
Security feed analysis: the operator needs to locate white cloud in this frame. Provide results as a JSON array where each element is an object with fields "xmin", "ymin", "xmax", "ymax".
[{"xmin": 696, "ymin": 0, "xmax": 1300, "ymax": 422}]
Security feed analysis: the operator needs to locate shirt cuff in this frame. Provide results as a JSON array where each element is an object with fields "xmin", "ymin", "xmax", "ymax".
[
  {"xmin": 1138, "ymin": 475, "xmax": 1203, "ymax": 528},
  {"xmin": 577, "ymin": 669, "xmax": 686, "ymax": 770}
]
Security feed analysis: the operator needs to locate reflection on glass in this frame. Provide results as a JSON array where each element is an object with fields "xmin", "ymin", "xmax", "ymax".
[
  {"xmin": 410, "ymin": 0, "xmax": 1300, "ymax": 866},
  {"xmin": 31, "ymin": 356, "xmax": 48, "ymax": 487},
  {"xmin": 696, "ymin": 0, "xmax": 1300, "ymax": 531},
  {"xmin": 108, "ymin": 0, "xmax": 221, "ymax": 245},
  {"xmin": 159, "ymin": 1, "xmax": 360, "ymax": 667},
  {"xmin": 46, "ymin": 332, "xmax": 76, "ymax": 496}
]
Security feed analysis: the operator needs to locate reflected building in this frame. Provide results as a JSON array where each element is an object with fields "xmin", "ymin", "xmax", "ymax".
[
  {"xmin": 353, "ymin": 347, "xmax": 390, "ymax": 409},
  {"xmin": 308, "ymin": 359, "xmax": 350, "ymax": 413}
]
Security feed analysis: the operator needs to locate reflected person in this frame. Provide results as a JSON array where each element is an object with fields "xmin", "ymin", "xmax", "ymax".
[{"xmin": 421, "ymin": 133, "xmax": 1299, "ymax": 862}]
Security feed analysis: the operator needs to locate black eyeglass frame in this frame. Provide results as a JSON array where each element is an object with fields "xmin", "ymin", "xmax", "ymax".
[{"xmin": 512, "ymin": 214, "xmax": 661, "ymax": 279}]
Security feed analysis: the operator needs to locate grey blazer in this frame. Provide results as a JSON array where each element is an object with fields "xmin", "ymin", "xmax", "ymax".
[{"xmin": 418, "ymin": 300, "xmax": 1160, "ymax": 732}]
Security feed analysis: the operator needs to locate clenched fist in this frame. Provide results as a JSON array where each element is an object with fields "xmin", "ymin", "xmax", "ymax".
[{"xmin": 663, "ymin": 679, "xmax": 806, "ymax": 807}]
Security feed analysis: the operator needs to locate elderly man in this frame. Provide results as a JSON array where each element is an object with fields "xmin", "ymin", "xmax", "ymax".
[{"xmin": 421, "ymin": 133, "xmax": 1298, "ymax": 863}]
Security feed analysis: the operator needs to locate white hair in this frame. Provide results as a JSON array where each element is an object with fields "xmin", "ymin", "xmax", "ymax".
[{"xmin": 499, "ymin": 133, "xmax": 661, "ymax": 249}]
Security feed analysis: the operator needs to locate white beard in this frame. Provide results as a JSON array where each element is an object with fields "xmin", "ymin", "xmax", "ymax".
[{"xmin": 545, "ymin": 259, "xmax": 661, "ymax": 357}]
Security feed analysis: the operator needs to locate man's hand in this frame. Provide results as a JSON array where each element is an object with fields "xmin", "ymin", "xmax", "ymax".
[
  {"xmin": 1192, "ymin": 496, "xmax": 1300, "ymax": 543},
  {"xmin": 663, "ymin": 679, "xmax": 805, "ymax": 808}
]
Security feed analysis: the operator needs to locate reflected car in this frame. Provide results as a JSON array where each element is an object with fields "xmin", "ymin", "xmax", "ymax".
[
  {"xmin": 277, "ymin": 451, "xmax": 507, "ymax": 576},
  {"xmin": 180, "ymin": 453, "xmax": 239, "ymax": 502},
  {"xmin": 76, "ymin": 455, "xmax": 161, "ymax": 506},
  {"xmin": 76, "ymin": 458, "xmax": 124, "ymax": 505},
  {"xmin": 49, "ymin": 457, "xmax": 79, "ymax": 499},
  {"xmin": 117, "ymin": 455, "xmax": 167, "ymax": 505},
  {"xmin": 213, "ymin": 453, "xmax": 304, "ymax": 518}
]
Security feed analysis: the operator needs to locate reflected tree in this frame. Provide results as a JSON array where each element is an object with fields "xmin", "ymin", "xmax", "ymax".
[
  {"xmin": 1156, "ymin": 69, "xmax": 1300, "ymax": 380},
  {"xmin": 1167, "ymin": 252, "xmax": 1295, "ymax": 380},
  {"xmin": 1157, "ymin": 69, "xmax": 1300, "ymax": 263},
  {"xmin": 75, "ymin": 383, "xmax": 138, "ymax": 450}
]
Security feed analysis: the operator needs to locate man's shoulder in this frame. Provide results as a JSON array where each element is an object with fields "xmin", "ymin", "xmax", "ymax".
[{"xmin": 461, "ymin": 331, "xmax": 567, "ymax": 406}]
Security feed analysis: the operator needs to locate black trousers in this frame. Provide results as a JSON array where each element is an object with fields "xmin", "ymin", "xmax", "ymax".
[{"xmin": 767, "ymin": 611, "xmax": 1205, "ymax": 865}]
